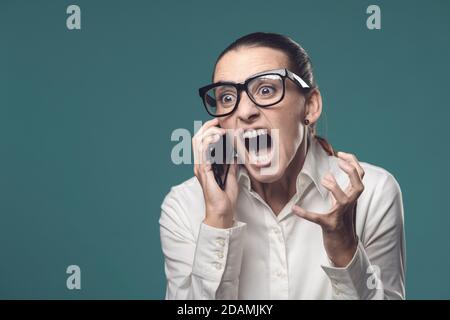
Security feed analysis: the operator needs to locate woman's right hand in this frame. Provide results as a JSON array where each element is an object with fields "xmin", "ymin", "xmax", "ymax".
[{"xmin": 192, "ymin": 118, "xmax": 239, "ymax": 229}]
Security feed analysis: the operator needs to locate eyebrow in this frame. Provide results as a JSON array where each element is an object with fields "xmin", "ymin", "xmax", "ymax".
[
  {"xmin": 214, "ymin": 68, "xmax": 285, "ymax": 84},
  {"xmin": 214, "ymin": 86, "xmax": 236, "ymax": 94}
]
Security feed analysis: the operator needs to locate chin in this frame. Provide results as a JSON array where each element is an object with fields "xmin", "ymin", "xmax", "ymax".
[{"xmin": 244, "ymin": 159, "xmax": 287, "ymax": 183}]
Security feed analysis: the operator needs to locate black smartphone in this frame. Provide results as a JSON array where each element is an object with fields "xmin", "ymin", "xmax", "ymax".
[{"xmin": 207, "ymin": 130, "xmax": 234, "ymax": 190}]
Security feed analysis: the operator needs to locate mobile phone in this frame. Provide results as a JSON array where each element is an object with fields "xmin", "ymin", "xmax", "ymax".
[{"xmin": 207, "ymin": 130, "xmax": 233, "ymax": 190}]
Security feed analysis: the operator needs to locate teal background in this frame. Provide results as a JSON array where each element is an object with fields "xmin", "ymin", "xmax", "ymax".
[{"xmin": 1, "ymin": 0, "xmax": 449, "ymax": 299}]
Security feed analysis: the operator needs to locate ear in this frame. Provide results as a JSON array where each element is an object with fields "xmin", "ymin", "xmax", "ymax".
[{"xmin": 305, "ymin": 89, "xmax": 322, "ymax": 124}]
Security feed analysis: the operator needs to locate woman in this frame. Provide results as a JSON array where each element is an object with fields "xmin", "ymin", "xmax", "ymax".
[{"xmin": 160, "ymin": 32, "xmax": 405, "ymax": 299}]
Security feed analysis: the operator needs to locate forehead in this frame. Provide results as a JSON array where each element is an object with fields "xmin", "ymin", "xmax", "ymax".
[{"xmin": 213, "ymin": 46, "xmax": 289, "ymax": 83}]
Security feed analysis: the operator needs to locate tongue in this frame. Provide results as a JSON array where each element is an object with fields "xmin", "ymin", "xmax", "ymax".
[
  {"xmin": 250, "ymin": 145, "xmax": 271, "ymax": 157},
  {"xmin": 249, "ymin": 145, "xmax": 272, "ymax": 165}
]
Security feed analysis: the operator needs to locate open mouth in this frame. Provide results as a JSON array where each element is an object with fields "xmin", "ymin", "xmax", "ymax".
[{"xmin": 242, "ymin": 128, "xmax": 273, "ymax": 166}]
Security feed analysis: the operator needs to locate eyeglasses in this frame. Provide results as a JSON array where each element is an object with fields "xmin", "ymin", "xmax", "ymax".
[{"xmin": 198, "ymin": 68, "xmax": 310, "ymax": 117}]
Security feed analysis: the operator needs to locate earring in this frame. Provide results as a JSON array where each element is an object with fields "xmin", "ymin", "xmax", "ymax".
[{"xmin": 304, "ymin": 118, "xmax": 310, "ymax": 125}]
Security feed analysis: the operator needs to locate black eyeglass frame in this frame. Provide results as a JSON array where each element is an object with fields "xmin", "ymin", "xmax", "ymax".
[{"xmin": 198, "ymin": 68, "xmax": 311, "ymax": 117}]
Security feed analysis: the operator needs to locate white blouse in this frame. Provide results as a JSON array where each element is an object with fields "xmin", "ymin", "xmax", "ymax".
[{"xmin": 159, "ymin": 137, "xmax": 405, "ymax": 299}]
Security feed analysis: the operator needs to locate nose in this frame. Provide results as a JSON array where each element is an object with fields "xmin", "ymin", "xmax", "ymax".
[{"xmin": 235, "ymin": 91, "xmax": 260, "ymax": 123}]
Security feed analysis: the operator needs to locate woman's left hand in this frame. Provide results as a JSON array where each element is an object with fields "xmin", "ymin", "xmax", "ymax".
[{"xmin": 292, "ymin": 151, "xmax": 365, "ymax": 267}]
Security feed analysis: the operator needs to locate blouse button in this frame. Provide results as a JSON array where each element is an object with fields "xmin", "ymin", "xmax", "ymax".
[{"xmin": 216, "ymin": 238, "xmax": 225, "ymax": 247}]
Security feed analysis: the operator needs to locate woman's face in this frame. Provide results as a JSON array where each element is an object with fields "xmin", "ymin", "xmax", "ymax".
[{"xmin": 214, "ymin": 46, "xmax": 310, "ymax": 183}]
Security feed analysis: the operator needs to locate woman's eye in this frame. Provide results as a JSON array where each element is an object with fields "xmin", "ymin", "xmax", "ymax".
[
  {"xmin": 220, "ymin": 94, "xmax": 235, "ymax": 104},
  {"xmin": 258, "ymin": 86, "xmax": 275, "ymax": 96}
]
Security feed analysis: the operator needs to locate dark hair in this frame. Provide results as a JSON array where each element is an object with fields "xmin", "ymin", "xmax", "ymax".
[{"xmin": 214, "ymin": 32, "xmax": 335, "ymax": 157}]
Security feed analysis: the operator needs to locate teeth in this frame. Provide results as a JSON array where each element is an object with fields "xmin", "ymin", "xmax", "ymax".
[
  {"xmin": 242, "ymin": 130, "xmax": 253, "ymax": 139},
  {"xmin": 249, "ymin": 148, "xmax": 272, "ymax": 164},
  {"xmin": 243, "ymin": 128, "xmax": 268, "ymax": 139}
]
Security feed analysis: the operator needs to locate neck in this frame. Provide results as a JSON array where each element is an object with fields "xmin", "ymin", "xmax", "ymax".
[{"xmin": 250, "ymin": 136, "xmax": 310, "ymax": 215}]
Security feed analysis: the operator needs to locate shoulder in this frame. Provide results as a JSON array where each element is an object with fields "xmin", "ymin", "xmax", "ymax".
[
  {"xmin": 359, "ymin": 161, "xmax": 402, "ymax": 198},
  {"xmin": 347, "ymin": 160, "xmax": 404, "ymax": 228},
  {"xmin": 162, "ymin": 176, "xmax": 203, "ymax": 206},
  {"xmin": 353, "ymin": 162, "xmax": 405, "ymax": 244},
  {"xmin": 329, "ymin": 156, "xmax": 404, "ymax": 228},
  {"xmin": 328, "ymin": 154, "xmax": 402, "ymax": 198},
  {"xmin": 159, "ymin": 176, "xmax": 205, "ymax": 234}
]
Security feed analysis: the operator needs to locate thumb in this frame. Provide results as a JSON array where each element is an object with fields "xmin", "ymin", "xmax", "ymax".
[{"xmin": 292, "ymin": 205, "xmax": 324, "ymax": 226}]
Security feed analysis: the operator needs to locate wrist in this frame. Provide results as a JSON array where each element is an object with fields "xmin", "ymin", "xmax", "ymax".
[
  {"xmin": 204, "ymin": 214, "xmax": 234, "ymax": 229},
  {"xmin": 328, "ymin": 239, "xmax": 358, "ymax": 267},
  {"xmin": 330, "ymin": 247, "xmax": 357, "ymax": 267}
]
